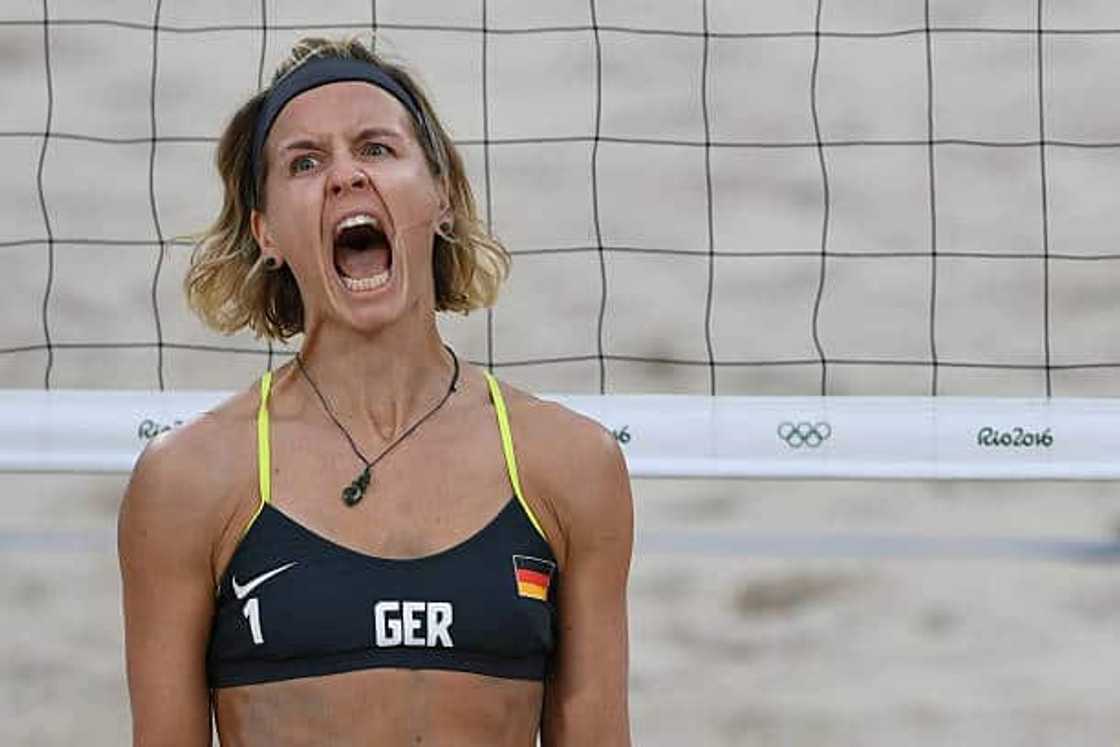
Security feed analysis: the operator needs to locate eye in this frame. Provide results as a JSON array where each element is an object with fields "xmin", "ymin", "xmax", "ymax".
[
  {"xmin": 359, "ymin": 141, "xmax": 391, "ymax": 159},
  {"xmin": 289, "ymin": 154, "xmax": 320, "ymax": 175}
]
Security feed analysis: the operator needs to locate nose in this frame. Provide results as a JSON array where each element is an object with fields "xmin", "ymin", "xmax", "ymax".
[{"xmin": 329, "ymin": 162, "xmax": 371, "ymax": 196}]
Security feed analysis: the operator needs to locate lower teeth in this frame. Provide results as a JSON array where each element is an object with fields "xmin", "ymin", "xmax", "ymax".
[{"xmin": 341, "ymin": 271, "xmax": 389, "ymax": 292}]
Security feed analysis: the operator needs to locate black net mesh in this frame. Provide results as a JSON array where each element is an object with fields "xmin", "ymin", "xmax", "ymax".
[{"xmin": 3, "ymin": 1, "xmax": 1120, "ymax": 395}]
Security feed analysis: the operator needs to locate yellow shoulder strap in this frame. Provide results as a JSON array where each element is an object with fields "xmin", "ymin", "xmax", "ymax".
[
  {"xmin": 257, "ymin": 371, "xmax": 272, "ymax": 505},
  {"xmin": 483, "ymin": 372, "xmax": 548, "ymax": 542},
  {"xmin": 242, "ymin": 371, "xmax": 273, "ymax": 538}
]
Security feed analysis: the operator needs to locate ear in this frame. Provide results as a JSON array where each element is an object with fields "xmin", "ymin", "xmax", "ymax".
[
  {"xmin": 435, "ymin": 189, "xmax": 452, "ymax": 228},
  {"xmin": 250, "ymin": 208, "xmax": 277, "ymax": 255}
]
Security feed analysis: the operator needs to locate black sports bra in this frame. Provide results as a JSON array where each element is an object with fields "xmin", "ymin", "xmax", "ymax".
[{"xmin": 206, "ymin": 372, "xmax": 558, "ymax": 688}]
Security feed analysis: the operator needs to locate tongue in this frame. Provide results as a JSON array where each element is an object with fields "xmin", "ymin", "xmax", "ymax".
[{"xmin": 336, "ymin": 245, "xmax": 390, "ymax": 280}]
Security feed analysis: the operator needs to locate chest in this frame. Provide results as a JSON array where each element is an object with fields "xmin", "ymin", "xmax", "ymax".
[{"xmin": 265, "ymin": 406, "xmax": 514, "ymax": 559}]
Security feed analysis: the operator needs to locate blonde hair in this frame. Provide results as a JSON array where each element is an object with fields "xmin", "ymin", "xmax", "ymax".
[{"xmin": 185, "ymin": 36, "xmax": 510, "ymax": 341}]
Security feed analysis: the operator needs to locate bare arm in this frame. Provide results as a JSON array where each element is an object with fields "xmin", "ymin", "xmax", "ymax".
[
  {"xmin": 536, "ymin": 418, "xmax": 634, "ymax": 746},
  {"xmin": 119, "ymin": 431, "xmax": 228, "ymax": 746}
]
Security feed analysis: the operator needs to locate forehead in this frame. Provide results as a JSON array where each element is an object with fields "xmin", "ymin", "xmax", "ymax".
[{"xmin": 267, "ymin": 80, "xmax": 415, "ymax": 145}]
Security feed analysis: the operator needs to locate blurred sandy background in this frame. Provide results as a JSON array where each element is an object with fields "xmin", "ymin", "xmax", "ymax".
[
  {"xmin": 3, "ymin": 1, "xmax": 1120, "ymax": 745},
  {"xmin": 3, "ymin": 475, "xmax": 1118, "ymax": 746}
]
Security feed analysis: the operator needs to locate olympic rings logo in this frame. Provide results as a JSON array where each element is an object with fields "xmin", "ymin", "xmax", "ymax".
[{"xmin": 777, "ymin": 421, "xmax": 832, "ymax": 448}]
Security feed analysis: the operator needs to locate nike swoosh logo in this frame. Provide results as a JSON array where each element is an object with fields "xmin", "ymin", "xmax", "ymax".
[{"xmin": 232, "ymin": 561, "xmax": 298, "ymax": 600}]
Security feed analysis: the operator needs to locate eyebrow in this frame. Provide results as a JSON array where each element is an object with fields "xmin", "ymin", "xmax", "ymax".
[
  {"xmin": 355, "ymin": 126, "xmax": 406, "ymax": 142},
  {"xmin": 279, "ymin": 127, "xmax": 406, "ymax": 153},
  {"xmin": 280, "ymin": 138, "xmax": 325, "ymax": 153}
]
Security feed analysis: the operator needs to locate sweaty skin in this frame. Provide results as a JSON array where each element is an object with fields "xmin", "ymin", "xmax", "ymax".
[
  {"xmin": 209, "ymin": 369, "xmax": 551, "ymax": 746},
  {"xmin": 119, "ymin": 78, "xmax": 632, "ymax": 746},
  {"xmin": 121, "ymin": 367, "xmax": 631, "ymax": 746}
]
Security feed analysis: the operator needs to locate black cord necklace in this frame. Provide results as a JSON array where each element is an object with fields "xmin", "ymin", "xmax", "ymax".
[{"xmin": 295, "ymin": 345, "xmax": 460, "ymax": 507}]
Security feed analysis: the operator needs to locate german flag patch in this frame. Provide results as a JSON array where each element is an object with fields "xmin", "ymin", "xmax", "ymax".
[{"xmin": 512, "ymin": 555, "xmax": 555, "ymax": 601}]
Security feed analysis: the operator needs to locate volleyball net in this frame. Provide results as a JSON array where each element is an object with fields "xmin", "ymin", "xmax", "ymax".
[{"xmin": 3, "ymin": 2, "xmax": 1120, "ymax": 477}]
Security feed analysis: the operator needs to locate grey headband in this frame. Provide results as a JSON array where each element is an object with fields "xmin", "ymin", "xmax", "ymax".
[{"xmin": 249, "ymin": 56, "xmax": 428, "ymax": 206}]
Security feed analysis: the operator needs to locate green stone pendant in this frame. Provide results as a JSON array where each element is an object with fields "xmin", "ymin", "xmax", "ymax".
[{"xmin": 342, "ymin": 464, "xmax": 372, "ymax": 506}]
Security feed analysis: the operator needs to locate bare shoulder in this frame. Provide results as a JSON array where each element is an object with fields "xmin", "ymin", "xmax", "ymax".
[
  {"xmin": 498, "ymin": 382, "xmax": 633, "ymax": 561},
  {"xmin": 502, "ymin": 385, "xmax": 623, "ymax": 478},
  {"xmin": 120, "ymin": 384, "xmax": 260, "ymax": 567},
  {"xmin": 129, "ymin": 385, "xmax": 257, "ymax": 500}
]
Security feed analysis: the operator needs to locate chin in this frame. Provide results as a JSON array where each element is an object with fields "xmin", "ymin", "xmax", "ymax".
[{"xmin": 332, "ymin": 267, "xmax": 417, "ymax": 334}]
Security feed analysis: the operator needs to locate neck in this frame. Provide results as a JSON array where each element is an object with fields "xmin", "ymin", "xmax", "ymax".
[{"xmin": 293, "ymin": 311, "xmax": 455, "ymax": 446}]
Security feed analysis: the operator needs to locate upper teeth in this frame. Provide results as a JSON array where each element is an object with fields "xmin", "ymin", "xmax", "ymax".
[{"xmin": 334, "ymin": 214, "xmax": 379, "ymax": 238}]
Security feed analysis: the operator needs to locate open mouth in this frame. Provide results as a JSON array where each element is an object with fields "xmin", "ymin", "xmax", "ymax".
[{"xmin": 332, "ymin": 214, "xmax": 392, "ymax": 293}]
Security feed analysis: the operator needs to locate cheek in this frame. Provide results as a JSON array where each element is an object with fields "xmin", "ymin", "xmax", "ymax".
[
  {"xmin": 270, "ymin": 185, "xmax": 323, "ymax": 242},
  {"xmin": 379, "ymin": 169, "xmax": 441, "ymax": 232}
]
